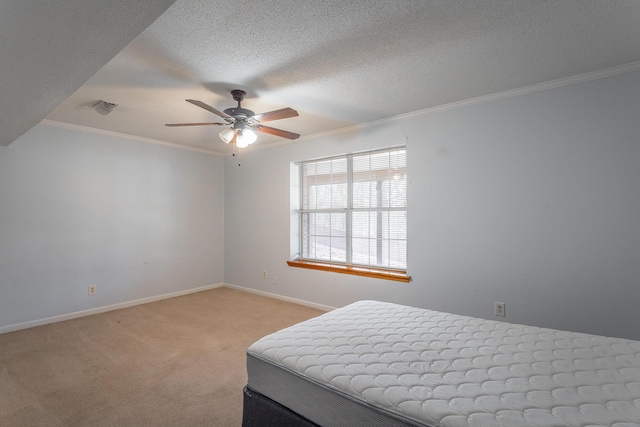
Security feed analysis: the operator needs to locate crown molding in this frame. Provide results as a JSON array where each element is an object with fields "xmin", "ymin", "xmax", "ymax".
[
  {"xmin": 387, "ymin": 60, "xmax": 640, "ymax": 124},
  {"xmin": 43, "ymin": 61, "xmax": 640, "ymax": 155},
  {"xmin": 40, "ymin": 119, "xmax": 223, "ymax": 156},
  {"xmin": 297, "ymin": 60, "xmax": 640, "ymax": 143}
]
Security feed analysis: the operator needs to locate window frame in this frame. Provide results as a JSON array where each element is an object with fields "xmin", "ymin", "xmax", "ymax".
[{"xmin": 289, "ymin": 146, "xmax": 410, "ymax": 282}]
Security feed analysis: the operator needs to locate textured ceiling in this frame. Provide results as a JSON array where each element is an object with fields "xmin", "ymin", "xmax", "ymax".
[
  {"xmin": 0, "ymin": 0, "xmax": 176, "ymax": 146},
  {"xmin": 8, "ymin": 1, "xmax": 640, "ymax": 153}
]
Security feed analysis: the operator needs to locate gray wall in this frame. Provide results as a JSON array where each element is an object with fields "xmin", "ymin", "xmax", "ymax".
[
  {"xmin": 224, "ymin": 70, "xmax": 640, "ymax": 340},
  {"xmin": 0, "ymin": 124, "xmax": 225, "ymax": 330},
  {"xmin": 2, "ymin": 70, "xmax": 638, "ymax": 340}
]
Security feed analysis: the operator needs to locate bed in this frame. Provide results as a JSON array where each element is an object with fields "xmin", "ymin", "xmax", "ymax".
[{"xmin": 243, "ymin": 300, "xmax": 640, "ymax": 427}]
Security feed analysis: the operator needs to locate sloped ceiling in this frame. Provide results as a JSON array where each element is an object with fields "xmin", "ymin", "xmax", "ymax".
[
  {"xmin": 0, "ymin": 0, "xmax": 177, "ymax": 147},
  {"xmin": 5, "ymin": 1, "xmax": 640, "ymax": 153}
]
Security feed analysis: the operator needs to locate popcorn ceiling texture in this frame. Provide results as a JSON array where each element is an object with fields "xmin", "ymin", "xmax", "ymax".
[
  {"xmin": 37, "ymin": 1, "xmax": 640, "ymax": 153},
  {"xmin": 0, "ymin": 0, "xmax": 175, "ymax": 146}
]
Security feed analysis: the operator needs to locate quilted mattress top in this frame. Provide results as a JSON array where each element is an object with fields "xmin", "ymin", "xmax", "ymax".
[{"xmin": 247, "ymin": 300, "xmax": 640, "ymax": 427}]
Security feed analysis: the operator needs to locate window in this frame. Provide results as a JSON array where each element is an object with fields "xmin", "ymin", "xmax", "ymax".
[{"xmin": 288, "ymin": 147, "xmax": 409, "ymax": 282}]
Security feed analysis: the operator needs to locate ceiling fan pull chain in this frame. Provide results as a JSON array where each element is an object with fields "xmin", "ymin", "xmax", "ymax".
[{"xmin": 232, "ymin": 141, "xmax": 241, "ymax": 166}]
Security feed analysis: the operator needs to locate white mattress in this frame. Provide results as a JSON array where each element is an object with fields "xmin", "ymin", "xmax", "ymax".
[{"xmin": 247, "ymin": 300, "xmax": 640, "ymax": 427}]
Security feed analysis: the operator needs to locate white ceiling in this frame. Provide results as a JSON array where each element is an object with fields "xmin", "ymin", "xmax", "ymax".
[
  {"xmin": 0, "ymin": 0, "xmax": 176, "ymax": 147},
  {"xmin": 6, "ymin": 1, "xmax": 640, "ymax": 154}
]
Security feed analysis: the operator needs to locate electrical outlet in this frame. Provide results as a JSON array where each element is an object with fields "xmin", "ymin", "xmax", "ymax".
[
  {"xmin": 273, "ymin": 276, "xmax": 278, "ymax": 286},
  {"xmin": 88, "ymin": 285, "xmax": 97, "ymax": 295},
  {"xmin": 263, "ymin": 270, "xmax": 268, "ymax": 279},
  {"xmin": 494, "ymin": 301, "xmax": 505, "ymax": 317}
]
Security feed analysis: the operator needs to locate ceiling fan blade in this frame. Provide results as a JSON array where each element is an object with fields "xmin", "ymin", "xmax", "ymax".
[
  {"xmin": 253, "ymin": 107, "xmax": 298, "ymax": 123},
  {"xmin": 256, "ymin": 124, "xmax": 300, "ymax": 140},
  {"xmin": 165, "ymin": 122, "xmax": 226, "ymax": 127},
  {"xmin": 186, "ymin": 99, "xmax": 232, "ymax": 119}
]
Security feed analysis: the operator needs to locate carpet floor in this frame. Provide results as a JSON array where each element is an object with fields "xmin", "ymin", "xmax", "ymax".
[{"xmin": 0, "ymin": 287, "xmax": 324, "ymax": 426}]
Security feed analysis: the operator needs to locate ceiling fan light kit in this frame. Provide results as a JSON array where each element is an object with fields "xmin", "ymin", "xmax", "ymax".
[
  {"xmin": 219, "ymin": 127, "xmax": 236, "ymax": 144},
  {"xmin": 165, "ymin": 89, "xmax": 300, "ymax": 149},
  {"xmin": 234, "ymin": 129, "xmax": 257, "ymax": 148}
]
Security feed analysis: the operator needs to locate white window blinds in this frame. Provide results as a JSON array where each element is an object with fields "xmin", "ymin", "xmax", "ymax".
[{"xmin": 298, "ymin": 147, "xmax": 407, "ymax": 271}]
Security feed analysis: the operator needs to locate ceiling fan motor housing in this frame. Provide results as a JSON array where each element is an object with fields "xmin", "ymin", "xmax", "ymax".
[
  {"xmin": 224, "ymin": 107, "xmax": 255, "ymax": 120},
  {"xmin": 225, "ymin": 90, "xmax": 255, "ymax": 119}
]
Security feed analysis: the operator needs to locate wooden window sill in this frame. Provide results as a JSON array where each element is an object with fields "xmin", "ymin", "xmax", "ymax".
[{"xmin": 287, "ymin": 259, "xmax": 411, "ymax": 283}]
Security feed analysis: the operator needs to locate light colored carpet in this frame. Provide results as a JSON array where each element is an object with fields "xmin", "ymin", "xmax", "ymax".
[{"xmin": 0, "ymin": 287, "xmax": 324, "ymax": 426}]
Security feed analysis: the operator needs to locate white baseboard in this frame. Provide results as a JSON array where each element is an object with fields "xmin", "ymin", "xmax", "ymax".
[
  {"xmin": 223, "ymin": 283, "xmax": 336, "ymax": 312},
  {"xmin": 0, "ymin": 283, "xmax": 224, "ymax": 335},
  {"xmin": 0, "ymin": 283, "xmax": 334, "ymax": 335}
]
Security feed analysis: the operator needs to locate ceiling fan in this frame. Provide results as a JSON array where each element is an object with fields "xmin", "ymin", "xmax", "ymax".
[{"xmin": 165, "ymin": 90, "xmax": 300, "ymax": 148}]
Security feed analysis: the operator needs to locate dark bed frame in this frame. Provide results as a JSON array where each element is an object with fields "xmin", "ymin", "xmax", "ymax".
[{"xmin": 242, "ymin": 386, "xmax": 319, "ymax": 427}]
